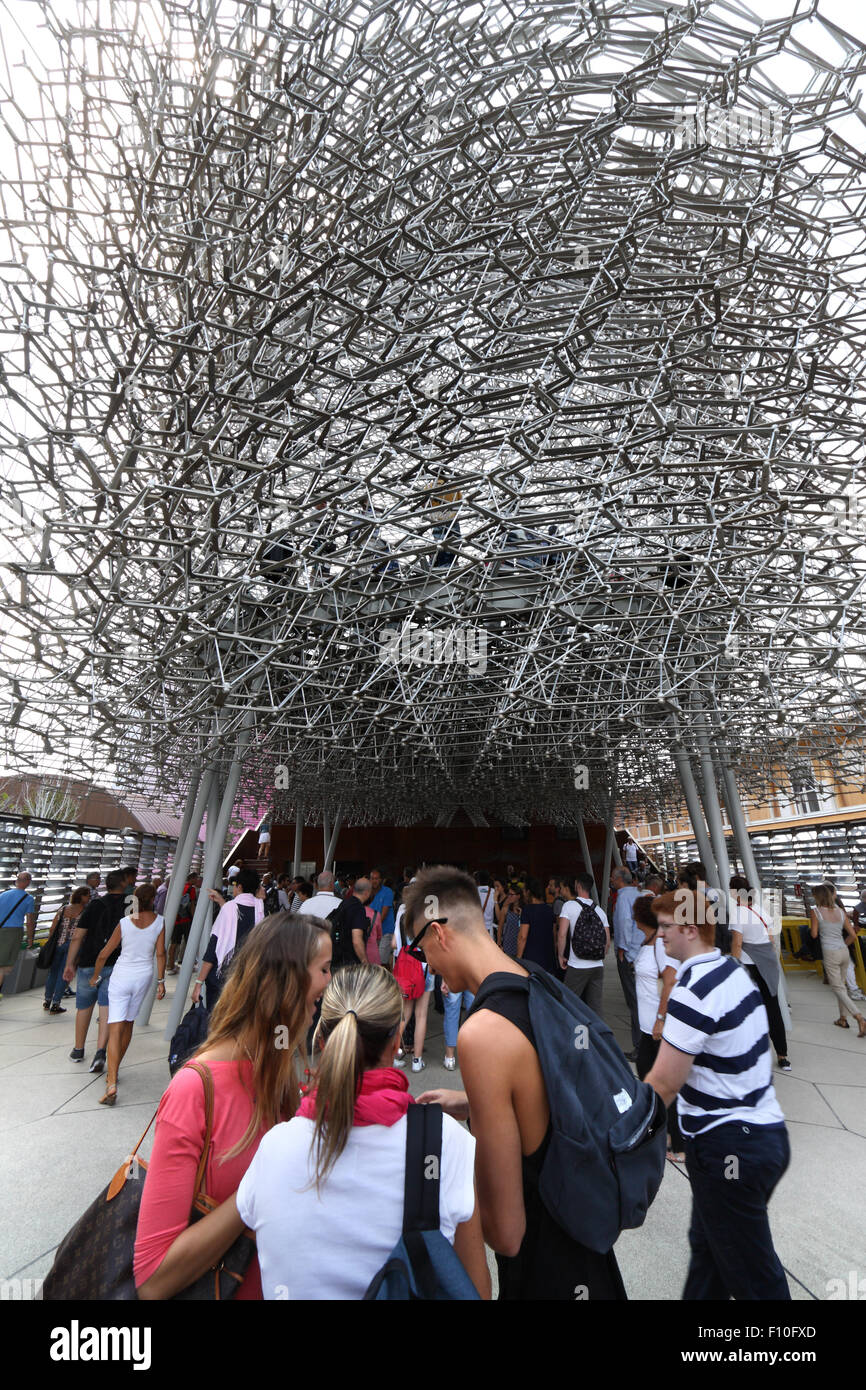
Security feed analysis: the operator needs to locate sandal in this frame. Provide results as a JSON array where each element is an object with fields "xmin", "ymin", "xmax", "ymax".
[
  {"xmin": 834, "ymin": 1018, "xmax": 850, "ymax": 1029},
  {"xmin": 857, "ymin": 1017, "xmax": 866, "ymax": 1040},
  {"xmin": 669, "ymin": 1152, "xmax": 687, "ymax": 1164},
  {"xmin": 99, "ymin": 1086, "xmax": 117, "ymax": 1106}
]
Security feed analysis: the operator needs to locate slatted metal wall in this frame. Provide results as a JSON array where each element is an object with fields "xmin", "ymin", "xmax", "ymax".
[
  {"xmin": 643, "ymin": 821, "xmax": 866, "ymax": 911},
  {"xmin": 0, "ymin": 815, "xmax": 204, "ymax": 935}
]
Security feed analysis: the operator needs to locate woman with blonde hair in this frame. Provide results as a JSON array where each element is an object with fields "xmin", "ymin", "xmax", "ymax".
[
  {"xmin": 135, "ymin": 912, "xmax": 332, "ymax": 1299},
  {"xmin": 240, "ymin": 963, "xmax": 488, "ymax": 1297},
  {"xmin": 172, "ymin": 963, "xmax": 488, "ymax": 1299},
  {"xmin": 810, "ymin": 883, "xmax": 866, "ymax": 1037}
]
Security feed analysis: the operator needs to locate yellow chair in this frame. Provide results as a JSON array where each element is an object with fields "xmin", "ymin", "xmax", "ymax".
[{"xmin": 780, "ymin": 915, "xmax": 823, "ymax": 977}]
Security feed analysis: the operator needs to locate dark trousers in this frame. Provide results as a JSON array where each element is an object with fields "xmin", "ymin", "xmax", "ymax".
[
  {"xmin": 616, "ymin": 954, "xmax": 641, "ymax": 1048},
  {"xmin": 745, "ymin": 965, "xmax": 788, "ymax": 1059},
  {"xmin": 564, "ymin": 965, "xmax": 604, "ymax": 1019},
  {"xmin": 635, "ymin": 1033, "xmax": 684, "ymax": 1151},
  {"xmin": 683, "ymin": 1122, "xmax": 791, "ymax": 1300}
]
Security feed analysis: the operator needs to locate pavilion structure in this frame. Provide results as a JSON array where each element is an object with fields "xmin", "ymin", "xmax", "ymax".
[{"xmin": 0, "ymin": 0, "xmax": 864, "ymax": 1034}]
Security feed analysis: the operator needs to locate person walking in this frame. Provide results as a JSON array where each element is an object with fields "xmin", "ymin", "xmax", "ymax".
[
  {"xmin": 41, "ymin": 886, "xmax": 91, "ymax": 1013},
  {"xmin": 136, "ymin": 914, "xmax": 333, "ymax": 1299},
  {"xmin": 192, "ymin": 868, "xmax": 264, "ymax": 1013},
  {"xmin": 631, "ymin": 894, "xmax": 684, "ymax": 1162},
  {"xmin": 89, "ymin": 881, "xmax": 166, "ymax": 1105},
  {"xmin": 296, "ymin": 870, "xmax": 342, "ymax": 919},
  {"xmin": 369, "ymin": 867, "xmax": 396, "ymax": 967},
  {"xmin": 611, "ymin": 867, "xmax": 643, "ymax": 1061},
  {"xmin": 515, "ymin": 877, "xmax": 556, "ymax": 973},
  {"xmin": 809, "ymin": 882, "xmax": 866, "ymax": 1037},
  {"xmin": 497, "ymin": 886, "xmax": 523, "ymax": 958},
  {"xmin": 0, "ymin": 872, "xmax": 36, "ymax": 1001},
  {"xmin": 646, "ymin": 888, "xmax": 790, "ymax": 1300},
  {"xmin": 729, "ymin": 876, "xmax": 792, "ymax": 1070},
  {"xmin": 63, "ymin": 869, "xmax": 127, "ymax": 1073},
  {"xmin": 558, "ymin": 873, "xmax": 609, "ymax": 1018}
]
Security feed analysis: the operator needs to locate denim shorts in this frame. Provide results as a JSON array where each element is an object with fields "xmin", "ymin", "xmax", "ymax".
[{"xmin": 76, "ymin": 964, "xmax": 113, "ymax": 1009}]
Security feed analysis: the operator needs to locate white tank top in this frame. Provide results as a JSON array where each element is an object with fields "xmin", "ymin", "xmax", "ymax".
[
  {"xmin": 116, "ymin": 914, "xmax": 164, "ymax": 971},
  {"xmin": 815, "ymin": 908, "xmax": 846, "ymax": 955}
]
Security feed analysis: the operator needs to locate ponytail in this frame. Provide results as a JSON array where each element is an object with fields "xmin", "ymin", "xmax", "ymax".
[{"xmin": 310, "ymin": 965, "xmax": 403, "ymax": 1186}]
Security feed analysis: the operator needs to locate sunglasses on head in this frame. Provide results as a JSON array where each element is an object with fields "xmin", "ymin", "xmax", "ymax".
[{"xmin": 407, "ymin": 917, "xmax": 448, "ymax": 959}]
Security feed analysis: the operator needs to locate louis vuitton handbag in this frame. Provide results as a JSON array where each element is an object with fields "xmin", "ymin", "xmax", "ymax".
[{"xmin": 43, "ymin": 1062, "xmax": 255, "ymax": 1300}]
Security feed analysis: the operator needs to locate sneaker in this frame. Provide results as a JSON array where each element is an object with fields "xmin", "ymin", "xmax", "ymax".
[
  {"xmin": 49, "ymin": 1004, "xmax": 67, "ymax": 1014},
  {"xmin": 69, "ymin": 1047, "xmax": 85, "ymax": 1062},
  {"xmin": 778, "ymin": 1058, "xmax": 792, "ymax": 1073},
  {"xmin": 62, "ymin": 986, "xmax": 74, "ymax": 998},
  {"xmin": 411, "ymin": 1057, "xmax": 426, "ymax": 1073},
  {"xmin": 393, "ymin": 1050, "xmax": 406, "ymax": 1068},
  {"xmin": 89, "ymin": 1049, "xmax": 106, "ymax": 1074},
  {"xmin": 43, "ymin": 1001, "xmax": 51, "ymax": 1011},
  {"xmin": 444, "ymin": 1057, "xmax": 457, "ymax": 1071}
]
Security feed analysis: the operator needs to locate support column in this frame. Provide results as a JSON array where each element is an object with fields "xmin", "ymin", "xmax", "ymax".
[
  {"xmin": 322, "ymin": 812, "xmax": 331, "ymax": 870},
  {"xmin": 611, "ymin": 836, "xmax": 623, "ymax": 869},
  {"xmin": 718, "ymin": 755, "xmax": 761, "ymax": 890},
  {"xmin": 293, "ymin": 806, "xmax": 304, "ymax": 877},
  {"xmin": 165, "ymin": 747, "xmax": 251, "ymax": 1041},
  {"xmin": 324, "ymin": 810, "xmax": 343, "ymax": 872},
  {"xmin": 670, "ymin": 741, "xmax": 720, "ymax": 890},
  {"xmin": 139, "ymin": 764, "xmax": 211, "ymax": 1026},
  {"xmin": 575, "ymin": 814, "xmax": 598, "ymax": 903},
  {"xmin": 600, "ymin": 774, "xmax": 618, "ymax": 911},
  {"xmin": 694, "ymin": 710, "xmax": 730, "ymax": 892}
]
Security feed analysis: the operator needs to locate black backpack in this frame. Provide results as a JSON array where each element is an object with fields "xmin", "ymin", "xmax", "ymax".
[
  {"xmin": 264, "ymin": 885, "xmax": 280, "ymax": 916},
  {"xmin": 470, "ymin": 962, "xmax": 666, "ymax": 1253},
  {"xmin": 327, "ymin": 899, "xmax": 366, "ymax": 970},
  {"xmin": 568, "ymin": 900, "xmax": 607, "ymax": 961},
  {"xmin": 168, "ymin": 1000, "xmax": 210, "ymax": 1075},
  {"xmin": 363, "ymin": 1104, "xmax": 480, "ymax": 1300}
]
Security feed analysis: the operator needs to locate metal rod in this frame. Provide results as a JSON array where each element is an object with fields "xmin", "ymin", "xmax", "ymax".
[
  {"xmin": 323, "ymin": 809, "xmax": 343, "ymax": 871},
  {"xmin": 293, "ymin": 805, "xmax": 304, "ymax": 877},
  {"xmin": 575, "ymin": 813, "xmax": 598, "ymax": 903},
  {"xmin": 670, "ymin": 740, "xmax": 720, "ymax": 890}
]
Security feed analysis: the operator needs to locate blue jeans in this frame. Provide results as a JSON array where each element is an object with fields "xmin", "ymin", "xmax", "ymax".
[
  {"xmin": 76, "ymin": 964, "xmax": 113, "ymax": 1010},
  {"xmin": 683, "ymin": 1121, "xmax": 791, "ymax": 1300},
  {"xmin": 443, "ymin": 990, "xmax": 475, "ymax": 1047},
  {"xmin": 44, "ymin": 941, "xmax": 70, "ymax": 1006}
]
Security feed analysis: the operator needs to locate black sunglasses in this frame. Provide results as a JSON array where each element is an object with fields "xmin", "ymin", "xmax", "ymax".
[{"xmin": 407, "ymin": 917, "xmax": 448, "ymax": 959}]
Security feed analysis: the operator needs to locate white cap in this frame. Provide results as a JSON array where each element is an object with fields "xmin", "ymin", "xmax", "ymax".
[{"xmin": 228, "ymin": 864, "xmax": 241, "ymax": 876}]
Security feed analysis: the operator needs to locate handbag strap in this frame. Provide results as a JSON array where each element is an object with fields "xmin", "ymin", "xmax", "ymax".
[
  {"xmin": 186, "ymin": 1060, "xmax": 216, "ymax": 1201},
  {"xmin": 0, "ymin": 891, "xmax": 29, "ymax": 930}
]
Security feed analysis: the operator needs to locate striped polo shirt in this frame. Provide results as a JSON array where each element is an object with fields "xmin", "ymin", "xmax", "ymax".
[{"xmin": 663, "ymin": 949, "xmax": 785, "ymax": 1137}]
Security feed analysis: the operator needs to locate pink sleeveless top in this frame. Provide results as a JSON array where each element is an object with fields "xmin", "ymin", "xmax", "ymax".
[{"xmin": 134, "ymin": 1060, "xmax": 268, "ymax": 1298}]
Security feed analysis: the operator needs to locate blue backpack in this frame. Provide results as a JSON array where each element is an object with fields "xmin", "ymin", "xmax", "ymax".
[
  {"xmin": 363, "ymin": 1104, "xmax": 480, "ymax": 1300},
  {"xmin": 470, "ymin": 961, "xmax": 667, "ymax": 1253}
]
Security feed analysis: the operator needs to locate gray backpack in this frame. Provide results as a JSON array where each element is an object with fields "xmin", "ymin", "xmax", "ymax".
[{"xmin": 470, "ymin": 961, "xmax": 666, "ymax": 1253}]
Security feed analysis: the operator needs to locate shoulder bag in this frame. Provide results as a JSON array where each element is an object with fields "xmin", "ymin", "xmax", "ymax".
[{"xmin": 43, "ymin": 1061, "xmax": 256, "ymax": 1300}]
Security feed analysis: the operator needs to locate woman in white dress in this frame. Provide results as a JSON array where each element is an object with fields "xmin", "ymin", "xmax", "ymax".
[{"xmin": 90, "ymin": 881, "xmax": 166, "ymax": 1104}]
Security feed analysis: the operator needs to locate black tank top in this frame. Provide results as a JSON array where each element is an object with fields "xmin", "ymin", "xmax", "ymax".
[{"xmin": 470, "ymin": 973, "xmax": 627, "ymax": 1301}]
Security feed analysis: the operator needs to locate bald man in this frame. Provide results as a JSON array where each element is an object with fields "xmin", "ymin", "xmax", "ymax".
[{"xmin": 0, "ymin": 873, "xmax": 36, "ymax": 997}]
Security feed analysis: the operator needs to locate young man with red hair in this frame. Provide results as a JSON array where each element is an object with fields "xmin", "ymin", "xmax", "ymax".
[{"xmin": 645, "ymin": 888, "xmax": 790, "ymax": 1300}]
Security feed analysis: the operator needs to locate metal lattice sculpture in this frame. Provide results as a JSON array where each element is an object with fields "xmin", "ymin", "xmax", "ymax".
[{"xmin": 1, "ymin": 0, "xmax": 865, "ymax": 829}]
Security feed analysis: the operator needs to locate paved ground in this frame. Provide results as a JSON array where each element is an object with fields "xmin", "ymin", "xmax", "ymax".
[{"xmin": 1, "ymin": 956, "xmax": 863, "ymax": 1299}]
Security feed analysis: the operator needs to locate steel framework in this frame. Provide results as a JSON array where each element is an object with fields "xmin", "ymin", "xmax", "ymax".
[{"xmin": 0, "ymin": 0, "xmax": 865, "ymax": 831}]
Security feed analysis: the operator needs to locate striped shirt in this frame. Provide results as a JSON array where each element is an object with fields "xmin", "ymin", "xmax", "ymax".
[{"xmin": 663, "ymin": 949, "xmax": 785, "ymax": 1137}]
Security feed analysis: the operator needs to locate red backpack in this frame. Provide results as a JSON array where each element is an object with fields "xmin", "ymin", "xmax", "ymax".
[{"xmin": 394, "ymin": 944, "xmax": 425, "ymax": 1000}]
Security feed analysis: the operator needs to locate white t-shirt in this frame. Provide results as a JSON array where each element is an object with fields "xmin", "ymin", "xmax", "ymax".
[
  {"xmin": 297, "ymin": 892, "xmax": 342, "ymax": 919},
  {"xmin": 729, "ymin": 903, "xmax": 771, "ymax": 967},
  {"xmin": 634, "ymin": 935, "xmax": 678, "ymax": 1034},
  {"xmin": 236, "ymin": 1112, "xmax": 476, "ymax": 1299},
  {"xmin": 560, "ymin": 898, "xmax": 609, "ymax": 969},
  {"xmin": 478, "ymin": 885, "xmax": 495, "ymax": 936}
]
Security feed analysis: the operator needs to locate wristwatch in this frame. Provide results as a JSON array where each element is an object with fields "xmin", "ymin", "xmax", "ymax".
[{"xmin": 656, "ymin": 1012, "xmax": 666, "ymax": 1021}]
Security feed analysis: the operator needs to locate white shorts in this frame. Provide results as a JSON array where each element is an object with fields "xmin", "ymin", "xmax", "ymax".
[{"xmin": 107, "ymin": 969, "xmax": 152, "ymax": 1024}]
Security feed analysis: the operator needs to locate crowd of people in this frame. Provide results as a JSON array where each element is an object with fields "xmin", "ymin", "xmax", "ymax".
[{"xmin": 6, "ymin": 845, "xmax": 866, "ymax": 1300}]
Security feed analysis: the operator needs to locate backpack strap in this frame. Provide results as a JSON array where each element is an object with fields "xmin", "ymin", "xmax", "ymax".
[{"xmin": 402, "ymin": 1103, "xmax": 442, "ymax": 1235}]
